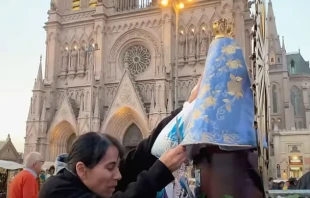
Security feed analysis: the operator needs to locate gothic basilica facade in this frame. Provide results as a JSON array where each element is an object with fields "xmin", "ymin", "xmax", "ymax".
[{"xmin": 24, "ymin": 0, "xmax": 252, "ymax": 162}]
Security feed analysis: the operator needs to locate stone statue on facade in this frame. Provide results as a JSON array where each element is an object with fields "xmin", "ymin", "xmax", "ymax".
[
  {"xmin": 88, "ymin": 51, "xmax": 94, "ymax": 69},
  {"xmin": 200, "ymin": 29, "xmax": 209, "ymax": 55},
  {"xmin": 178, "ymin": 32, "xmax": 186, "ymax": 58},
  {"xmin": 188, "ymin": 31, "xmax": 197, "ymax": 56},
  {"xmin": 70, "ymin": 50, "xmax": 78, "ymax": 71},
  {"xmin": 50, "ymin": 0, "xmax": 57, "ymax": 11},
  {"xmin": 79, "ymin": 48, "xmax": 86, "ymax": 70},
  {"xmin": 61, "ymin": 50, "xmax": 69, "ymax": 71}
]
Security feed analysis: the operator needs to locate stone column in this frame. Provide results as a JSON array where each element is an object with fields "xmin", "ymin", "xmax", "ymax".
[
  {"xmin": 45, "ymin": 11, "xmax": 61, "ymax": 84},
  {"xmin": 38, "ymin": 137, "xmax": 47, "ymax": 160},
  {"xmin": 302, "ymin": 82, "xmax": 310, "ymax": 128},
  {"xmin": 160, "ymin": 7, "xmax": 173, "ymax": 75},
  {"xmin": 283, "ymin": 73, "xmax": 294, "ymax": 129},
  {"xmin": 273, "ymin": 134, "xmax": 281, "ymax": 178},
  {"xmin": 233, "ymin": 7, "xmax": 246, "ymax": 55}
]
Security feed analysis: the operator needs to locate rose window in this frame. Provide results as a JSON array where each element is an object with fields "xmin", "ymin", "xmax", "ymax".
[{"xmin": 123, "ymin": 45, "xmax": 151, "ymax": 75}]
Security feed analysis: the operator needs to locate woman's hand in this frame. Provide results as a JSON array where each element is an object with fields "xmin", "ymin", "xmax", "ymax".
[
  {"xmin": 188, "ymin": 76, "xmax": 202, "ymax": 103},
  {"xmin": 159, "ymin": 145, "xmax": 187, "ymax": 172}
]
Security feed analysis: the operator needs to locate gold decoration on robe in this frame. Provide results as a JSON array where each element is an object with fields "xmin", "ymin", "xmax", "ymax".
[
  {"xmin": 222, "ymin": 44, "xmax": 241, "ymax": 55},
  {"xmin": 227, "ymin": 74, "xmax": 243, "ymax": 98},
  {"xmin": 193, "ymin": 109, "xmax": 202, "ymax": 119},
  {"xmin": 223, "ymin": 133, "xmax": 240, "ymax": 144},
  {"xmin": 226, "ymin": 60, "xmax": 243, "ymax": 69},
  {"xmin": 198, "ymin": 84, "xmax": 211, "ymax": 99}
]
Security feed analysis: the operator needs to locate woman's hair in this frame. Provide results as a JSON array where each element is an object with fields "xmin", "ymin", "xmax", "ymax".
[{"xmin": 67, "ymin": 132, "xmax": 124, "ymax": 174}]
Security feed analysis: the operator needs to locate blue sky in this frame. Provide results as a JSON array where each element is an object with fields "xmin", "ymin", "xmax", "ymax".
[{"xmin": 0, "ymin": 0, "xmax": 309, "ymax": 152}]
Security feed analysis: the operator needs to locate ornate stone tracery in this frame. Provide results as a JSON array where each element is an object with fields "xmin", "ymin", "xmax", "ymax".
[
  {"xmin": 109, "ymin": 29, "xmax": 160, "ymax": 62},
  {"xmin": 123, "ymin": 45, "xmax": 151, "ymax": 75}
]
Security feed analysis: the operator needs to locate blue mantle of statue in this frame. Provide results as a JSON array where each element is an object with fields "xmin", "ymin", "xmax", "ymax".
[{"xmin": 181, "ymin": 37, "xmax": 256, "ymax": 148}]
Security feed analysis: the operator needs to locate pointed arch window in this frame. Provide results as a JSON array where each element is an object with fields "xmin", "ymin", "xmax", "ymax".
[
  {"xmin": 291, "ymin": 86, "xmax": 303, "ymax": 116},
  {"xmin": 123, "ymin": 124, "xmax": 143, "ymax": 153},
  {"xmin": 272, "ymin": 84, "xmax": 278, "ymax": 113},
  {"xmin": 115, "ymin": 0, "xmax": 153, "ymax": 11},
  {"xmin": 89, "ymin": 0, "xmax": 97, "ymax": 7},
  {"xmin": 72, "ymin": 0, "xmax": 80, "ymax": 10}
]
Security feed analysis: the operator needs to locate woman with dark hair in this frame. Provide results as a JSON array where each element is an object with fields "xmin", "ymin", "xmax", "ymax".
[
  {"xmin": 39, "ymin": 132, "xmax": 186, "ymax": 198},
  {"xmin": 39, "ymin": 80, "xmax": 201, "ymax": 198}
]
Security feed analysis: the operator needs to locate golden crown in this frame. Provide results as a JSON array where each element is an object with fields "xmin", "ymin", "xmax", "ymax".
[{"xmin": 212, "ymin": 18, "xmax": 235, "ymax": 39}]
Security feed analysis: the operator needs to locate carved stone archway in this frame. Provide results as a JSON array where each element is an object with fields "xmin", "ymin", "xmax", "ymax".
[
  {"xmin": 123, "ymin": 123, "xmax": 143, "ymax": 153},
  {"xmin": 104, "ymin": 106, "xmax": 149, "ymax": 141},
  {"xmin": 48, "ymin": 121, "xmax": 76, "ymax": 161}
]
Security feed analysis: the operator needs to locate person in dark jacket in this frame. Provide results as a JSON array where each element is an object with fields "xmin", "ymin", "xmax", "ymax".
[
  {"xmin": 39, "ymin": 130, "xmax": 186, "ymax": 198},
  {"xmin": 39, "ymin": 79, "xmax": 201, "ymax": 198}
]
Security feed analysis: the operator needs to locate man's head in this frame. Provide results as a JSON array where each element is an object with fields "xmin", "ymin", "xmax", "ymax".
[
  {"xmin": 49, "ymin": 165, "xmax": 55, "ymax": 175},
  {"xmin": 288, "ymin": 177, "xmax": 297, "ymax": 186},
  {"xmin": 269, "ymin": 177, "xmax": 273, "ymax": 183},
  {"xmin": 24, "ymin": 152, "xmax": 44, "ymax": 175}
]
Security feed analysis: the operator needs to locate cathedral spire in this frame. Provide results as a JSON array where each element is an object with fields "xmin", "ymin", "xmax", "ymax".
[
  {"xmin": 27, "ymin": 97, "xmax": 33, "ymax": 120},
  {"xmin": 281, "ymin": 36, "xmax": 288, "ymax": 71},
  {"xmin": 267, "ymin": 0, "xmax": 281, "ymax": 54},
  {"xmin": 282, "ymin": 36, "xmax": 286, "ymax": 51},
  {"xmin": 33, "ymin": 55, "xmax": 44, "ymax": 90},
  {"xmin": 6, "ymin": 134, "xmax": 11, "ymax": 141}
]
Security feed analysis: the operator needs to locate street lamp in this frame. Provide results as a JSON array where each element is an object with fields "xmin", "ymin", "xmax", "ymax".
[
  {"xmin": 160, "ymin": 0, "xmax": 193, "ymax": 110},
  {"xmin": 84, "ymin": 43, "xmax": 100, "ymax": 131}
]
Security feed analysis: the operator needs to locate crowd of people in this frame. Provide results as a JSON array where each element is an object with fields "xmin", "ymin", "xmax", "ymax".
[
  {"xmin": 269, "ymin": 173, "xmax": 310, "ymax": 191},
  {"xmin": 268, "ymin": 177, "xmax": 297, "ymax": 190}
]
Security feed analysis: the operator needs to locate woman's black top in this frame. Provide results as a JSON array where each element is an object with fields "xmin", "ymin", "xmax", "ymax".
[{"xmin": 39, "ymin": 107, "xmax": 182, "ymax": 198}]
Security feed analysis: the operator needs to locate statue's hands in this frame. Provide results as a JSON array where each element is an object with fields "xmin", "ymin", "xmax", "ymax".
[{"xmin": 188, "ymin": 76, "xmax": 202, "ymax": 103}]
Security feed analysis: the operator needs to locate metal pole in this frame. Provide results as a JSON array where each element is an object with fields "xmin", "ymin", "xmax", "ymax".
[{"xmin": 174, "ymin": 8, "xmax": 179, "ymax": 110}]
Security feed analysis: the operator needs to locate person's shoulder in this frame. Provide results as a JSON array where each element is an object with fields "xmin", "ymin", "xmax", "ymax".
[
  {"xmin": 39, "ymin": 172, "xmax": 97, "ymax": 198},
  {"xmin": 39, "ymin": 174, "xmax": 66, "ymax": 197},
  {"xmin": 16, "ymin": 170, "xmax": 32, "ymax": 180},
  {"xmin": 41, "ymin": 174, "xmax": 63, "ymax": 188}
]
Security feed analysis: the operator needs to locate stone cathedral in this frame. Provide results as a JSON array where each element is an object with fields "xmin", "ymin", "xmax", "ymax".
[{"xmin": 24, "ymin": 0, "xmax": 253, "ymax": 162}]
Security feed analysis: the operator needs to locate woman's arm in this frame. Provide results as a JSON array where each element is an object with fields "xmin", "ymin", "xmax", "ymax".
[
  {"xmin": 116, "ymin": 107, "xmax": 182, "ymax": 192},
  {"xmin": 113, "ymin": 160, "xmax": 174, "ymax": 198}
]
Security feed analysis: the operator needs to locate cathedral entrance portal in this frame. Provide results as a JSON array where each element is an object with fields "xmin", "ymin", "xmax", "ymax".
[
  {"xmin": 103, "ymin": 106, "xmax": 149, "ymax": 147},
  {"xmin": 49, "ymin": 121, "xmax": 76, "ymax": 161},
  {"xmin": 123, "ymin": 124, "xmax": 143, "ymax": 153}
]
